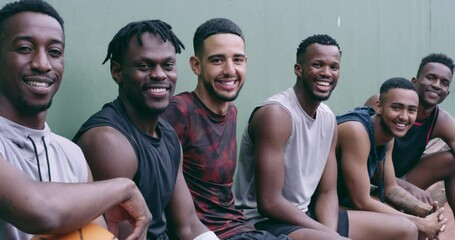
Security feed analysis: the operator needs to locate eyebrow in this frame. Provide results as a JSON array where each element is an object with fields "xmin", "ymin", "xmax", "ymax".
[{"xmin": 13, "ymin": 35, "xmax": 65, "ymax": 46}]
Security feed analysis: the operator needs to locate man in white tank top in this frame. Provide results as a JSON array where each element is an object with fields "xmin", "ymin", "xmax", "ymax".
[{"xmin": 234, "ymin": 34, "xmax": 419, "ymax": 240}]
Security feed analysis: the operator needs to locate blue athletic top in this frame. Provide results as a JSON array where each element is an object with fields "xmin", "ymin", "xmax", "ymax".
[{"xmin": 336, "ymin": 107, "xmax": 387, "ymax": 206}]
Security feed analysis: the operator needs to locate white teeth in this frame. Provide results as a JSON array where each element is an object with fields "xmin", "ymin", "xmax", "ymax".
[
  {"xmin": 149, "ymin": 88, "xmax": 166, "ymax": 93},
  {"xmin": 316, "ymin": 81, "xmax": 330, "ymax": 86},
  {"xmin": 220, "ymin": 81, "xmax": 235, "ymax": 86},
  {"xmin": 395, "ymin": 123, "xmax": 406, "ymax": 127},
  {"xmin": 26, "ymin": 81, "xmax": 49, "ymax": 87}
]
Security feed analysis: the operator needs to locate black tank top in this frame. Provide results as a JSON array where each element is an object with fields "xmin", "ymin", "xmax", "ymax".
[
  {"xmin": 74, "ymin": 98, "xmax": 180, "ymax": 240},
  {"xmin": 392, "ymin": 107, "xmax": 439, "ymax": 177}
]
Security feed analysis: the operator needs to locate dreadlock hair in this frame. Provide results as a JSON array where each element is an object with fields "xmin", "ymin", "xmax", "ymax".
[
  {"xmin": 0, "ymin": 0, "xmax": 64, "ymax": 35},
  {"xmin": 102, "ymin": 19, "xmax": 184, "ymax": 65},
  {"xmin": 416, "ymin": 53, "xmax": 454, "ymax": 77},
  {"xmin": 296, "ymin": 34, "xmax": 341, "ymax": 62},
  {"xmin": 379, "ymin": 77, "xmax": 417, "ymax": 103},
  {"xmin": 193, "ymin": 18, "xmax": 244, "ymax": 57}
]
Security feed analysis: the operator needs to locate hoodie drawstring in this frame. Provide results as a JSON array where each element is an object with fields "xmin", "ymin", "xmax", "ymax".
[{"xmin": 27, "ymin": 136, "xmax": 52, "ymax": 182}]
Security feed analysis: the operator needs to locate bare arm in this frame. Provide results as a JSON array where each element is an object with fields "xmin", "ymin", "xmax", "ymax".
[
  {"xmin": 338, "ymin": 121, "xmax": 399, "ymax": 214},
  {"xmin": 252, "ymin": 105, "xmax": 334, "ymax": 233},
  {"xmin": 433, "ymin": 110, "xmax": 455, "ymax": 156},
  {"xmin": 313, "ymin": 125, "xmax": 339, "ymax": 230},
  {"xmin": 383, "ymin": 143, "xmax": 432, "ymax": 217},
  {"xmin": 165, "ymin": 147, "xmax": 213, "ymax": 240},
  {"xmin": 0, "ymin": 158, "xmax": 151, "ymax": 239}
]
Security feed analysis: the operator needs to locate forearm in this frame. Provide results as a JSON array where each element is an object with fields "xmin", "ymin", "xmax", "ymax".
[
  {"xmin": 174, "ymin": 215, "xmax": 211, "ymax": 240},
  {"xmin": 314, "ymin": 192, "xmax": 339, "ymax": 231},
  {"xmin": 385, "ymin": 185, "xmax": 432, "ymax": 217},
  {"xmin": 259, "ymin": 197, "xmax": 333, "ymax": 232},
  {"xmin": 4, "ymin": 178, "xmax": 137, "ymax": 235}
]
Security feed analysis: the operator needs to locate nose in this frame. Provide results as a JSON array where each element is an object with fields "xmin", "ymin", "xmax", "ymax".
[
  {"xmin": 432, "ymin": 79, "xmax": 442, "ymax": 89},
  {"xmin": 150, "ymin": 66, "xmax": 167, "ymax": 81},
  {"xmin": 398, "ymin": 110, "xmax": 409, "ymax": 121},
  {"xmin": 30, "ymin": 49, "xmax": 52, "ymax": 73},
  {"xmin": 320, "ymin": 66, "xmax": 331, "ymax": 77},
  {"xmin": 223, "ymin": 59, "xmax": 236, "ymax": 76}
]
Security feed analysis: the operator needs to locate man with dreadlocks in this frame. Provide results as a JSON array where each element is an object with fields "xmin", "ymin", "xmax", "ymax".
[{"xmin": 73, "ymin": 20, "xmax": 218, "ymax": 240}]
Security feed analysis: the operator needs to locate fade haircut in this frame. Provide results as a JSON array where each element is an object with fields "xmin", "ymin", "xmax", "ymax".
[
  {"xmin": 296, "ymin": 34, "xmax": 341, "ymax": 62},
  {"xmin": 102, "ymin": 19, "xmax": 184, "ymax": 65},
  {"xmin": 0, "ymin": 0, "xmax": 64, "ymax": 35},
  {"xmin": 416, "ymin": 53, "xmax": 454, "ymax": 77},
  {"xmin": 379, "ymin": 77, "xmax": 417, "ymax": 103},
  {"xmin": 193, "ymin": 18, "xmax": 244, "ymax": 57}
]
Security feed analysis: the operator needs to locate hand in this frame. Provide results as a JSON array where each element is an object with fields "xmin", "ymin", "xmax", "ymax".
[
  {"xmin": 402, "ymin": 181, "xmax": 433, "ymax": 205},
  {"xmin": 420, "ymin": 207, "xmax": 447, "ymax": 239},
  {"xmin": 105, "ymin": 187, "xmax": 152, "ymax": 240}
]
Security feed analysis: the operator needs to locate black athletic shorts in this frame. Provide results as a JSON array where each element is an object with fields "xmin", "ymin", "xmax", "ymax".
[{"xmin": 254, "ymin": 209, "xmax": 349, "ymax": 238}]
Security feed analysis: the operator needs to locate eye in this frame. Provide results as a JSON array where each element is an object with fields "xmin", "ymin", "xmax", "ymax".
[
  {"xmin": 163, "ymin": 62, "xmax": 175, "ymax": 71},
  {"xmin": 312, "ymin": 63, "xmax": 322, "ymax": 68},
  {"xmin": 49, "ymin": 48, "xmax": 63, "ymax": 58},
  {"xmin": 442, "ymin": 80, "xmax": 450, "ymax": 87},
  {"xmin": 233, "ymin": 56, "xmax": 246, "ymax": 64},
  {"xmin": 210, "ymin": 58, "xmax": 223, "ymax": 64},
  {"xmin": 137, "ymin": 63, "xmax": 151, "ymax": 71},
  {"xmin": 331, "ymin": 65, "xmax": 339, "ymax": 71},
  {"xmin": 16, "ymin": 45, "xmax": 33, "ymax": 54}
]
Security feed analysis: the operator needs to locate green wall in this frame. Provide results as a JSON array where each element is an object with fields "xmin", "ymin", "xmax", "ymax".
[{"xmin": 7, "ymin": 0, "xmax": 455, "ymax": 139}]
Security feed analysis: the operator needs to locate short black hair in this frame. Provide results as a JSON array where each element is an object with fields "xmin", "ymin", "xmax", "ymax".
[
  {"xmin": 102, "ymin": 19, "xmax": 184, "ymax": 65},
  {"xmin": 0, "ymin": 0, "xmax": 64, "ymax": 34},
  {"xmin": 416, "ymin": 53, "xmax": 454, "ymax": 77},
  {"xmin": 379, "ymin": 77, "xmax": 417, "ymax": 102},
  {"xmin": 193, "ymin": 18, "xmax": 244, "ymax": 56},
  {"xmin": 296, "ymin": 34, "xmax": 341, "ymax": 62}
]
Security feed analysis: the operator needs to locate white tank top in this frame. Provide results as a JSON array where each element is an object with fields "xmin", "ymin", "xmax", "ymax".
[{"xmin": 234, "ymin": 87, "xmax": 336, "ymax": 223}]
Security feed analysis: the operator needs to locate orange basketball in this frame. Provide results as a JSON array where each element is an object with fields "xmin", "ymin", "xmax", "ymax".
[{"xmin": 31, "ymin": 223, "xmax": 118, "ymax": 240}]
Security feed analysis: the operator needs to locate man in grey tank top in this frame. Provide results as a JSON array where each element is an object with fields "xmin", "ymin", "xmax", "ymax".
[{"xmin": 0, "ymin": 1, "xmax": 150, "ymax": 239}]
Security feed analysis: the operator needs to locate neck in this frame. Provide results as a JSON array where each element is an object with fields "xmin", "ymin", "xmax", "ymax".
[
  {"xmin": 416, "ymin": 103, "xmax": 435, "ymax": 121},
  {"xmin": 0, "ymin": 102, "xmax": 47, "ymax": 130},
  {"xmin": 119, "ymin": 96, "xmax": 160, "ymax": 138},
  {"xmin": 194, "ymin": 86, "xmax": 230, "ymax": 116},
  {"xmin": 293, "ymin": 85, "xmax": 320, "ymax": 118}
]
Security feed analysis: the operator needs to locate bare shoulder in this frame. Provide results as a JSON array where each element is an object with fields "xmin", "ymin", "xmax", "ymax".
[
  {"xmin": 250, "ymin": 104, "xmax": 292, "ymax": 141},
  {"xmin": 434, "ymin": 108, "xmax": 455, "ymax": 138},
  {"xmin": 338, "ymin": 120, "xmax": 369, "ymax": 144},
  {"xmin": 76, "ymin": 126, "xmax": 137, "ymax": 179}
]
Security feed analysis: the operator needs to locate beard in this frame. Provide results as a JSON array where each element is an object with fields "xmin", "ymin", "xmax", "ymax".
[
  {"xmin": 17, "ymin": 96, "xmax": 52, "ymax": 115},
  {"xmin": 301, "ymin": 79, "xmax": 335, "ymax": 102},
  {"xmin": 203, "ymin": 79, "xmax": 242, "ymax": 102},
  {"xmin": 379, "ymin": 113, "xmax": 394, "ymax": 136}
]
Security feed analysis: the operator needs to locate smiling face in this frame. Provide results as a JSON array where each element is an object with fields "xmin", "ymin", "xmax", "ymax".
[
  {"xmin": 378, "ymin": 88, "xmax": 419, "ymax": 138},
  {"xmin": 295, "ymin": 43, "xmax": 340, "ymax": 102},
  {"xmin": 413, "ymin": 62, "xmax": 452, "ymax": 108},
  {"xmin": 111, "ymin": 32, "xmax": 177, "ymax": 114},
  {"xmin": 0, "ymin": 12, "xmax": 64, "ymax": 118},
  {"xmin": 191, "ymin": 33, "xmax": 246, "ymax": 105}
]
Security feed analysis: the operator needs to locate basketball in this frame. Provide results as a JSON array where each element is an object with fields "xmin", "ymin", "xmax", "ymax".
[{"xmin": 31, "ymin": 223, "xmax": 118, "ymax": 240}]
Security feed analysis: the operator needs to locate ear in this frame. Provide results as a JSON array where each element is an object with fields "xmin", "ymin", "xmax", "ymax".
[
  {"xmin": 375, "ymin": 99, "xmax": 382, "ymax": 115},
  {"xmin": 294, "ymin": 63, "xmax": 302, "ymax": 77},
  {"xmin": 190, "ymin": 56, "xmax": 201, "ymax": 76},
  {"xmin": 411, "ymin": 77, "xmax": 417, "ymax": 84},
  {"xmin": 110, "ymin": 61, "xmax": 122, "ymax": 84}
]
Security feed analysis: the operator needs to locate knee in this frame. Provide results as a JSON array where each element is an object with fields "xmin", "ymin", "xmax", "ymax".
[{"xmin": 399, "ymin": 218, "xmax": 418, "ymax": 240}]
